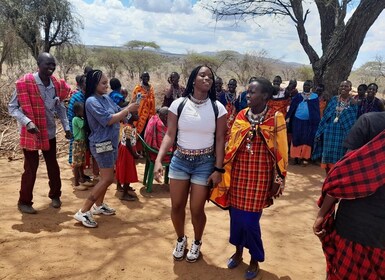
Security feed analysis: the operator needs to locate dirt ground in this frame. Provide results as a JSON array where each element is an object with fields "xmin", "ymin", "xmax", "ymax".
[{"xmin": 0, "ymin": 156, "xmax": 327, "ymax": 280}]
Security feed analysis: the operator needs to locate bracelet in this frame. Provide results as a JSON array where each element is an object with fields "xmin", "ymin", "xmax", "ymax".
[{"xmin": 214, "ymin": 166, "xmax": 225, "ymax": 173}]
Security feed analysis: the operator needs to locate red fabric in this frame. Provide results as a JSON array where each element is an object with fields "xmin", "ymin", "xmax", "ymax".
[
  {"xmin": 144, "ymin": 114, "xmax": 171, "ymax": 161},
  {"xmin": 322, "ymin": 230, "xmax": 385, "ymax": 280},
  {"xmin": 16, "ymin": 74, "xmax": 70, "ymax": 151},
  {"xmin": 317, "ymin": 129, "xmax": 385, "ymax": 279},
  {"xmin": 267, "ymin": 98, "xmax": 290, "ymax": 118},
  {"xmin": 229, "ymin": 131, "xmax": 274, "ymax": 212},
  {"xmin": 115, "ymin": 144, "xmax": 138, "ymax": 184}
]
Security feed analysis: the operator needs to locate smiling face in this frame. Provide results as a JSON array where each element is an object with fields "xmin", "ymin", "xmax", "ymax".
[
  {"xmin": 96, "ymin": 73, "xmax": 109, "ymax": 95},
  {"xmin": 338, "ymin": 81, "xmax": 352, "ymax": 97},
  {"xmin": 367, "ymin": 84, "xmax": 378, "ymax": 101},
  {"xmin": 38, "ymin": 54, "xmax": 56, "ymax": 78},
  {"xmin": 246, "ymin": 82, "xmax": 268, "ymax": 108},
  {"xmin": 194, "ymin": 66, "xmax": 214, "ymax": 94}
]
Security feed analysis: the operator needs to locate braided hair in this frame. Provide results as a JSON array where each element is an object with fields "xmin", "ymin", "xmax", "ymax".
[
  {"xmin": 184, "ymin": 65, "xmax": 216, "ymax": 101},
  {"xmin": 84, "ymin": 70, "xmax": 103, "ymax": 136}
]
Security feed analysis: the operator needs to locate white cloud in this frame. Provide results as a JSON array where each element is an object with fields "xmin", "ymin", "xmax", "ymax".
[
  {"xmin": 132, "ymin": 0, "xmax": 192, "ymax": 14},
  {"xmin": 69, "ymin": 0, "xmax": 385, "ymax": 67}
]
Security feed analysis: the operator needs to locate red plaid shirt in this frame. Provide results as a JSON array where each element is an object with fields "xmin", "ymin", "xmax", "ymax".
[
  {"xmin": 318, "ymin": 129, "xmax": 385, "ymax": 279},
  {"xmin": 16, "ymin": 74, "xmax": 70, "ymax": 150},
  {"xmin": 229, "ymin": 131, "xmax": 274, "ymax": 212}
]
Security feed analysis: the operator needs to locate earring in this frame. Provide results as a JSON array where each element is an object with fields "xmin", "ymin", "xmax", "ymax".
[{"xmin": 193, "ymin": 82, "xmax": 195, "ymax": 85}]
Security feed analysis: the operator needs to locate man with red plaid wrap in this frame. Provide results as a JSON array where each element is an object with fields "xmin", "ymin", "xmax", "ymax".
[
  {"xmin": 8, "ymin": 53, "xmax": 72, "ymax": 214},
  {"xmin": 313, "ymin": 111, "xmax": 385, "ymax": 279}
]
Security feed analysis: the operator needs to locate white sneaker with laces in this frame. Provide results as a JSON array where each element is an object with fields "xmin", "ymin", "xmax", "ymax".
[
  {"xmin": 186, "ymin": 240, "xmax": 202, "ymax": 263},
  {"xmin": 173, "ymin": 236, "xmax": 187, "ymax": 261},
  {"xmin": 74, "ymin": 210, "xmax": 98, "ymax": 228},
  {"xmin": 92, "ymin": 203, "xmax": 116, "ymax": 215}
]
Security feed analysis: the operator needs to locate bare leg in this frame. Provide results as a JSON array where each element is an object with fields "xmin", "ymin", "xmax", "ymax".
[
  {"xmin": 74, "ymin": 166, "xmax": 81, "ymax": 186},
  {"xmin": 81, "ymin": 168, "xmax": 114, "ymax": 212},
  {"xmin": 189, "ymin": 183, "xmax": 210, "ymax": 241},
  {"xmin": 169, "ymin": 179, "xmax": 190, "ymax": 238}
]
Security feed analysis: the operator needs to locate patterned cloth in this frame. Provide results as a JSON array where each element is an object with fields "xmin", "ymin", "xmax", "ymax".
[
  {"xmin": 229, "ymin": 130, "xmax": 274, "ymax": 211},
  {"xmin": 312, "ymin": 96, "xmax": 357, "ymax": 164},
  {"xmin": 267, "ymin": 98, "xmax": 290, "ymax": 118},
  {"xmin": 116, "ymin": 123, "xmax": 138, "ymax": 184},
  {"xmin": 358, "ymin": 97, "xmax": 384, "ymax": 117},
  {"xmin": 210, "ymin": 107, "xmax": 288, "ymax": 209},
  {"xmin": 16, "ymin": 73, "xmax": 69, "ymax": 151},
  {"xmin": 109, "ymin": 90, "xmax": 125, "ymax": 106},
  {"xmin": 72, "ymin": 140, "xmax": 86, "ymax": 167},
  {"xmin": 218, "ymin": 91, "xmax": 237, "ymax": 143},
  {"xmin": 132, "ymin": 84, "xmax": 156, "ymax": 134},
  {"xmin": 317, "ymin": 129, "xmax": 385, "ymax": 279},
  {"xmin": 67, "ymin": 91, "xmax": 84, "ymax": 164},
  {"xmin": 162, "ymin": 85, "xmax": 185, "ymax": 107},
  {"xmin": 144, "ymin": 114, "xmax": 171, "ymax": 161}
]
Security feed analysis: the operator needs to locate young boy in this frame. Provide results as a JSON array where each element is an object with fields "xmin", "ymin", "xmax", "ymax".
[{"xmin": 72, "ymin": 102, "xmax": 89, "ymax": 191}]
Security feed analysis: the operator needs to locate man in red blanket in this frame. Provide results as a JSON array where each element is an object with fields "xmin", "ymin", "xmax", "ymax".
[
  {"xmin": 313, "ymin": 112, "xmax": 385, "ymax": 279},
  {"xmin": 8, "ymin": 52, "xmax": 72, "ymax": 214}
]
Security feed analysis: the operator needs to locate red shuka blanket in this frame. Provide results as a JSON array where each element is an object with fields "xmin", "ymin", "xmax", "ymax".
[{"xmin": 16, "ymin": 73, "xmax": 70, "ymax": 151}]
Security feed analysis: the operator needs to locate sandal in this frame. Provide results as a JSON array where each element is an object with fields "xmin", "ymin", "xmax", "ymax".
[
  {"xmin": 244, "ymin": 263, "xmax": 260, "ymax": 280},
  {"xmin": 227, "ymin": 254, "xmax": 243, "ymax": 269}
]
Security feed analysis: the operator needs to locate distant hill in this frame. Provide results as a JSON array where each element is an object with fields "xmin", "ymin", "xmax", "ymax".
[{"xmin": 85, "ymin": 44, "xmax": 305, "ymax": 69}]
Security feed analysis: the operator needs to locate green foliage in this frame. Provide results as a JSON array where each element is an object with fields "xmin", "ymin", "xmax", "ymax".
[
  {"xmin": 53, "ymin": 44, "xmax": 89, "ymax": 81},
  {"xmin": 181, "ymin": 52, "xmax": 222, "ymax": 80},
  {"xmin": 296, "ymin": 66, "xmax": 313, "ymax": 82},
  {"xmin": 124, "ymin": 40, "xmax": 160, "ymax": 51},
  {"xmin": 0, "ymin": 0, "xmax": 82, "ymax": 60}
]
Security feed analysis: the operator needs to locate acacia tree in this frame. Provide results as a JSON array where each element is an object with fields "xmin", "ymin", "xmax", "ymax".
[
  {"xmin": 205, "ymin": 0, "xmax": 385, "ymax": 95},
  {"xmin": 0, "ymin": 0, "xmax": 82, "ymax": 60}
]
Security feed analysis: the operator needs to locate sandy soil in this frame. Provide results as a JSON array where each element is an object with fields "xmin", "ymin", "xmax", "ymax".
[{"xmin": 0, "ymin": 156, "xmax": 326, "ymax": 280}]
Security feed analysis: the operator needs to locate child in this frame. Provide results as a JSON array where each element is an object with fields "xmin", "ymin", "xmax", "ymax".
[
  {"xmin": 116, "ymin": 112, "xmax": 140, "ymax": 201},
  {"xmin": 72, "ymin": 102, "xmax": 89, "ymax": 191}
]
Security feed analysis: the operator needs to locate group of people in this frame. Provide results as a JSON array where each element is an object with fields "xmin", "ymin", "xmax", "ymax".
[{"xmin": 8, "ymin": 52, "xmax": 385, "ymax": 279}]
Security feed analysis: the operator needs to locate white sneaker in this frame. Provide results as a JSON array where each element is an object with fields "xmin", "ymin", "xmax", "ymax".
[
  {"xmin": 173, "ymin": 236, "xmax": 187, "ymax": 261},
  {"xmin": 186, "ymin": 240, "xmax": 202, "ymax": 263},
  {"xmin": 74, "ymin": 210, "xmax": 98, "ymax": 228},
  {"xmin": 92, "ymin": 203, "xmax": 116, "ymax": 215}
]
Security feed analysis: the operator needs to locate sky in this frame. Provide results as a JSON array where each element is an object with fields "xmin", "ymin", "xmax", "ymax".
[{"xmin": 71, "ymin": 0, "xmax": 385, "ymax": 69}]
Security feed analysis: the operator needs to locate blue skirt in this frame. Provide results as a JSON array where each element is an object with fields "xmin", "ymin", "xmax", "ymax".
[{"xmin": 229, "ymin": 207, "xmax": 265, "ymax": 261}]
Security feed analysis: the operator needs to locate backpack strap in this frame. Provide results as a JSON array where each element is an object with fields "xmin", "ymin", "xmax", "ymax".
[
  {"xmin": 177, "ymin": 97, "xmax": 188, "ymax": 121},
  {"xmin": 175, "ymin": 97, "xmax": 219, "ymax": 147}
]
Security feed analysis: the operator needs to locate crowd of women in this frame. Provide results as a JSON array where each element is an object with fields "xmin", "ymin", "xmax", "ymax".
[{"xmin": 11, "ymin": 53, "xmax": 384, "ymax": 280}]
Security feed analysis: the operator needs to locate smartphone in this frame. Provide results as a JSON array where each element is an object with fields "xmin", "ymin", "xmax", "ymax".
[{"xmin": 136, "ymin": 93, "xmax": 142, "ymax": 104}]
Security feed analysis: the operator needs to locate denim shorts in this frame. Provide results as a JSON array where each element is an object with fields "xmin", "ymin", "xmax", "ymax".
[
  {"xmin": 90, "ymin": 145, "xmax": 118, "ymax": 169},
  {"xmin": 169, "ymin": 150, "xmax": 215, "ymax": 186}
]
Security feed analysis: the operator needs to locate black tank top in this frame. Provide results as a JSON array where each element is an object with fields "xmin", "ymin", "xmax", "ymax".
[{"xmin": 335, "ymin": 186, "xmax": 385, "ymax": 249}]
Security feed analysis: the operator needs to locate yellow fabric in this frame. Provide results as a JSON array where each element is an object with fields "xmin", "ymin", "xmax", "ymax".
[
  {"xmin": 210, "ymin": 107, "xmax": 288, "ymax": 209},
  {"xmin": 131, "ymin": 84, "xmax": 156, "ymax": 134}
]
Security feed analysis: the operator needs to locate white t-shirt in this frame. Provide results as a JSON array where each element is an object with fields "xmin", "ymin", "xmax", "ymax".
[{"xmin": 169, "ymin": 97, "xmax": 227, "ymax": 149}]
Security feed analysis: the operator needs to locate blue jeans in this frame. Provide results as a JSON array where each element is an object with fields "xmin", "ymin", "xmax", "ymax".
[
  {"xmin": 169, "ymin": 150, "xmax": 215, "ymax": 186},
  {"xmin": 90, "ymin": 145, "xmax": 118, "ymax": 169}
]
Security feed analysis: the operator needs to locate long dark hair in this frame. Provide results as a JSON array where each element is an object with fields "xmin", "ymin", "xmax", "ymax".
[
  {"xmin": 184, "ymin": 65, "xmax": 216, "ymax": 101},
  {"xmin": 84, "ymin": 70, "xmax": 103, "ymax": 137}
]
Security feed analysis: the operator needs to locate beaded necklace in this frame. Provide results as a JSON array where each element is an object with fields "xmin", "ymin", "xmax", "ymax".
[
  {"xmin": 334, "ymin": 95, "xmax": 351, "ymax": 123},
  {"xmin": 245, "ymin": 106, "xmax": 268, "ymax": 154},
  {"xmin": 225, "ymin": 92, "xmax": 236, "ymax": 105},
  {"xmin": 190, "ymin": 95, "xmax": 210, "ymax": 105}
]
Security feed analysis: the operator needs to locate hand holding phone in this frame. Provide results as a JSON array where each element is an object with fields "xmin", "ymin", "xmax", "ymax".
[{"xmin": 136, "ymin": 93, "xmax": 142, "ymax": 104}]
